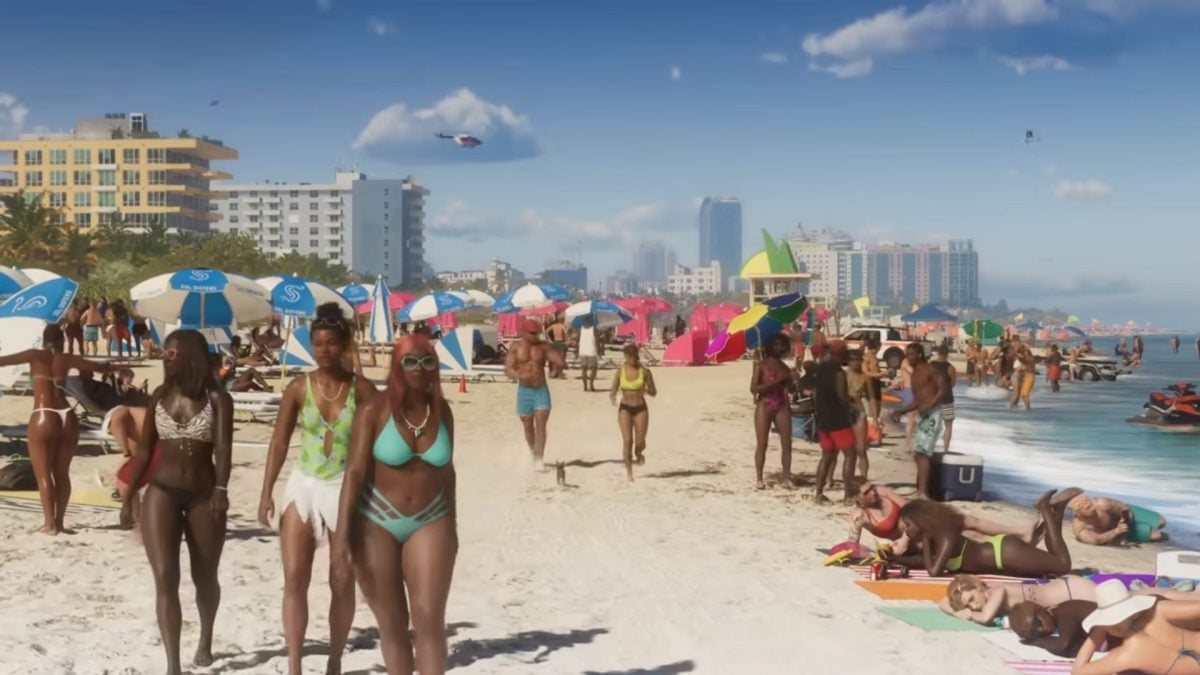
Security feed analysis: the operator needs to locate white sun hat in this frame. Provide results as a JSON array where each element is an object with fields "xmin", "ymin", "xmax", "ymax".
[{"xmin": 1082, "ymin": 579, "xmax": 1158, "ymax": 633}]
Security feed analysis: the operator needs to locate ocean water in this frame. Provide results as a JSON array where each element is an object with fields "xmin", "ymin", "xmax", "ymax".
[{"xmin": 951, "ymin": 334, "xmax": 1200, "ymax": 549}]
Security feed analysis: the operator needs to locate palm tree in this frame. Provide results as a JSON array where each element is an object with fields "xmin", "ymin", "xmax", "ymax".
[
  {"xmin": 0, "ymin": 191, "xmax": 66, "ymax": 264},
  {"xmin": 62, "ymin": 229, "xmax": 101, "ymax": 279}
]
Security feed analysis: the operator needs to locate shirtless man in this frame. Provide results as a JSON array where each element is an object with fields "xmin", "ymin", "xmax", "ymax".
[
  {"xmin": 861, "ymin": 335, "xmax": 886, "ymax": 431},
  {"xmin": 82, "ymin": 300, "xmax": 104, "ymax": 357},
  {"xmin": 62, "ymin": 300, "xmax": 85, "ymax": 355},
  {"xmin": 506, "ymin": 319, "xmax": 565, "ymax": 465},
  {"xmin": 1068, "ymin": 494, "xmax": 1168, "ymax": 545},
  {"xmin": 547, "ymin": 316, "xmax": 569, "ymax": 379},
  {"xmin": 890, "ymin": 344, "xmax": 944, "ymax": 497}
]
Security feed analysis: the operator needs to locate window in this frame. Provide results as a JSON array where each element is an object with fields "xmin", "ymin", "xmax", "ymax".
[
  {"xmin": 74, "ymin": 149, "xmax": 92, "ymax": 164},
  {"xmin": 269, "ymin": 190, "xmax": 278, "ymax": 197},
  {"xmin": 228, "ymin": 191, "xmax": 239, "ymax": 198},
  {"xmin": 289, "ymin": 203, "xmax": 298, "ymax": 211},
  {"xmin": 249, "ymin": 190, "xmax": 258, "ymax": 197},
  {"xmin": 309, "ymin": 202, "xmax": 318, "ymax": 209},
  {"xmin": 24, "ymin": 150, "xmax": 43, "ymax": 165},
  {"xmin": 24, "ymin": 171, "xmax": 42, "ymax": 187},
  {"xmin": 50, "ymin": 170, "xmax": 67, "ymax": 186},
  {"xmin": 74, "ymin": 192, "xmax": 92, "ymax": 208},
  {"xmin": 329, "ymin": 214, "xmax": 340, "ymax": 222},
  {"xmin": 309, "ymin": 227, "xmax": 319, "ymax": 235},
  {"xmin": 288, "ymin": 227, "xmax": 299, "ymax": 235},
  {"xmin": 330, "ymin": 253, "xmax": 340, "ymax": 260},
  {"xmin": 269, "ymin": 228, "xmax": 279, "ymax": 235},
  {"xmin": 98, "ymin": 149, "xmax": 116, "ymax": 164},
  {"xmin": 289, "ymin": 190, "xmax": 299, "ymax": 198},
  {"xmin": 147, "ymin": 148, "xmax": 167, "ymax": 164},
  {"xmin": 98, "ymin": 212, "xmax": 116, "ymax": 226},
  {"xmin": 51, "ymin": 212, "xmax": 66, "ymax": 226},
  {"xmin": 98, "ymin": 170, "xmax": 116, "ymax": 186},
  {"xmin": 147, "ymin": 191, "xmax": 167, "ymax": 206},
  {"xmin": 309, "ymin": 239, "xmax": 320, "ymax": 248},
  {"xmin": 122, "ymin": 192, "xmax": 140, "ymax": 207},
  {"xmin": 309, "ymin": 190, "xmax": 318, "ymax": 198},
  {"xmin": 49, "ymin": 192, "xmax": 67, "ymax": 207},
  {"xmin": 73, "ymin": 170, "xmax": 92, "ymax": 186},
  {"xmin": 148, "ymin": 170, "xmax": 167, "ymax": 185},
  {"xmin": 248, "ymin": 215, "xmax": 260, "ymax": 223},
  {"xmin": 328, "ymin": 191, "xmax": 338, "ymax": 197},
  {"xmin": 98, "ymin": 192, "xmax": 116, "ymax": 208},
  {"xmin": 50, "ymin": 149, "xmax": 66, "ymax": 165},
  {"xmin": 123, "ymin": 148, "xmax": 139, "ymax": 164},
  {"xmin": 123, "ymin": 170, "xmax": 139, "ymax": 185},
  {"xmin": 229, "ymin": 215, "xmax": 239, "ymax": 224},
  {"xmin": 383, "ymin": 213, "xmax": 388, "ymax": 221},
  {"xmin": 309, "ymin": 214, "xmax": 319, "ymax": 223},
  {"xmin": 268, "ymin": 215, "xmax": 279, "ymax": 223},
  {"xmin": 383, "ymin": 251, "xmax": 389, "ymax": 259},
  {"xmin": 289, "ymin": 240, "xmax": 300, "ymax": 248},
  {"xmin": 229, "ymin": 203, "xmax": 238, "ymax": 211},
  {"xmin": 76, "ymin": 213, "xmax": 92, "ymax": 227}
]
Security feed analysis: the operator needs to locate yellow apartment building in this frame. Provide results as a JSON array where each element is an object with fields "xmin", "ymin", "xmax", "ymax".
[{"xmin": 0, "ymin": 112, "xmax": 237, "ymax": 231}]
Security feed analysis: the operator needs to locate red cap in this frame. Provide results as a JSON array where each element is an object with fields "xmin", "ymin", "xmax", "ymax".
[{"xmin": 521, "ymin": 319, "xmax": 541, "ymax": 335}]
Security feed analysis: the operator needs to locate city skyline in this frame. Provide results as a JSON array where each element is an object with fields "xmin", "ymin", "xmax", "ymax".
[{"xmin": 3, "ymin": 1, "xmax": 1200, "ymax": 324}]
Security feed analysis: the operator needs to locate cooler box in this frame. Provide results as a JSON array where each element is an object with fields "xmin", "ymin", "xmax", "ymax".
[{"xmin": 931, "ymin": 452, "xmax": 984, "ymax": 502}]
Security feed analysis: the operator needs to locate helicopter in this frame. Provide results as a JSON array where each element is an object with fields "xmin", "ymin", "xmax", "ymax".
[{"xmin": 435, "ymin": 133, "xmax": 483, "ymax": 148}]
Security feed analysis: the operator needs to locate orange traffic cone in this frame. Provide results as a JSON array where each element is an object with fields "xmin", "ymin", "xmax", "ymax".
[{"xmin": 458, "ymin": 375, "xmax": 467, "ymax": 394}]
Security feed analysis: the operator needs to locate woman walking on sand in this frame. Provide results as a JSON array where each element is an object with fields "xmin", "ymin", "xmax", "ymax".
[
  {"xmin": 609, "ymin": 343, "xmax": 658, "ymax": 482},
  {"xmin": 751, "ymin": 334, "xmax": 794, "ymax": 490},
  {"xmin": 334, "ymin": 335, "xmax": 458, "ymax": 675},
  {"xmin": 0, "ymin": 325, "xmax": 115, "ymax": 534},
  {"xmin": 259, "ymin": 303, "xmax": 376, "ymax": 675},
  {"xmin": 119, "ymin": 330, "xmax": 234, "ymax": 675}
]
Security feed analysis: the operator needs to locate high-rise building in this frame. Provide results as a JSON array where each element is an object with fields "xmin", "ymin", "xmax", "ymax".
[
  {"xmin": 698, "ymin": 196, "xmax": 742, "ymax": 280},
  {"xmin": 604, "ymin": 270, "xmax": 641, "ymax": 295},
  {"xmin": 538, "ymin": 260, "xmax": 588, "ymax": 291},
  {"xmin": 0, "ymin": 112, "xmax": 236, "ymax": 231},
  {"xmin": 633, "ymin": 239, "xmax": 673, "ymax": 283},
  {"xmin": 211, "ymin": 171, "xmax": 427, "ymax": 287},
  {"xmin": 786, "ymin": 226, "xmax": 868, "ymax": 303},
  {"xmin": 867, "ymin": 239, "xmax": 979, "ymax": 307}
]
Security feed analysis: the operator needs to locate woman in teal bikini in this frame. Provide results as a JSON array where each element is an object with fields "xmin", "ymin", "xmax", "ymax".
[
  {"xmin": 259, "ymin": 303, "xmax": 376, "ymax": 675},
  {"xmin": 890, "ymin": 488, "xmax": 1080, "ymax": 578},
  {"xmin": 334, "ymin": 334, "xmax": 456, "ymax": 675}
]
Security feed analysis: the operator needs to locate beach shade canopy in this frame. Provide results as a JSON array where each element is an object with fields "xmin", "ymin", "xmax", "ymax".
[
  {"xmin": 337, "ymin": 283, "xmax": 372, "ymax": 306},
  {"xmin": 366, "ymin": 276, "xmax": 394, "ymax": 345},
  {"xmin": 662, "ymin": 330, "xmax": 707, "ymax": 366},
  {"xmin": 564, "ymin": 299, "xmax": 634, "ymax": 329},
  {"xmin": 0, "ymin": 266, "xmax": 33, "ymax": 301},
  {"xmin": 901, "ymin": 303, "xmax": 958, "ymax": 323},
  {"xmin": 132, "ymin": 268, "xmax": 271, "ymax": 328},
  {"xmin": 1064, "ymin": 325, "xmax": 1087, "ymax": 338},
  {"xmin": 520, "ymin": 301, "xmax": 569, "ymax": 317},
  {"xmin": 435, "ymin": 328, "xmax": 477, "ymax": 373},
  {"xmin": 0, "ymin": 277, "xmax": 79, "ymax": 323},
  {"xmin": 493, "ymin": 283, "xmax": 571, "ymax": 313},
  {"xmin": 615, "ymin": 296, "xmax": 673, "ymax": 315},
  {"xmin": 257, "ymin": 275, "xmax": 354, "ymax": 319},
  {"xmin": 449, "ymin": 289, "xmax": 495, "ymax": 308},
  {"xmin": 399, "ymin": 291, "xmax": 469, "ymax": 322}
]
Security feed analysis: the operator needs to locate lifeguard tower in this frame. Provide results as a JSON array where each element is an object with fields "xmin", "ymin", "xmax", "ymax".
[{"xmin": 739, "ymin": 230, "xmax": 817, "ymax": 305}]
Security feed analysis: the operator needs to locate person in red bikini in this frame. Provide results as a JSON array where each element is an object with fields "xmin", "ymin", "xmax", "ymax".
[
  {"xmin": 813, "ymin": 341, "xmax": 857, "ymax": 504},
  {"xmin": 751, "ymin": 334, "xmax": 794, "ymax": 490}
]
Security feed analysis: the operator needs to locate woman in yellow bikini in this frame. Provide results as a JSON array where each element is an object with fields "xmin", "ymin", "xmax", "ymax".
[
  {"xmin": 610, "ymin": 343, "xmax": 658, "ymax": 482},
  {"xmin": 1010, "ymin": 346, "xmax": 1037, "ymax": 410}
]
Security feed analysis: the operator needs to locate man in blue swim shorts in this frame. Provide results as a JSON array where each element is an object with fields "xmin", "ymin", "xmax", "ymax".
[
  {"xmin": 506, "ymin": 319, "xmax": 565, "ymax": 466},
  {"xmin": 891, "ymin": 344, "xmax": 945, "ymax": 498}
]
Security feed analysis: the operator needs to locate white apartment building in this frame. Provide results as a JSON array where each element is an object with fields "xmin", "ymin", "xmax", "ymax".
[
  {"xmin": 786, "ymin": 226, "xmax": 868, "ymax": 302},
  {"xmin": 211, "ymin": 171, "xmax": 428, "ymax": 287},
  {"xmin": 435, "ymin": 260, "xmax": 526, "ymax": 293},
  {"xmin": 667, "ymin": 261, "xmax": 724, "ymax": 296}
]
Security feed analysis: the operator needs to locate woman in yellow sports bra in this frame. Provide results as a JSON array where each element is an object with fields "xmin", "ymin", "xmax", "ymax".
[{"xmin": 610, "ymin": 343, "xmax": 657, "ymax": 482}]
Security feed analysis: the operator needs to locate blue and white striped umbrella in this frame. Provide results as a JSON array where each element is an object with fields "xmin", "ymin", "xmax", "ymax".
[
  {"xmin": 493, "ymin": 283, "xmax": 571, "ymax": 314},
  {"xmin": 366, "ymin": 276, "xmax": 394, "ymax": 345},
  {"xmin": 257, "ymin": 275, "xmax": 354, "ymax": 319},
  {"xmin": 131, "ymin": 268, "xmax": 272, "ymax": 328},
  {"xmin": 449, "ymin": 289, "xmax": 496, "ymax": 308},
  {"xmin": 399, "ymin": 291, "xmax": 469, "ymax": 322},
  {"xmin": 278, "ymin": 324, "xmax": 316, "ymax": 367},
  {"xmin": 0, "ymin": 277, "xmax": 79, "ymax": 323},
  {"xmin": 337, "ymin": 283, "xmax": 372, "ymax": 306},
  {"xmin": 564, "ymin": 299, "xmax": 635, "ymax": 329},
  {"xmin": 149, "ymin": 321, "xmax": 235, "ymax": 354},
  {"xmin": 0, "ymin": 265, "xmax": 32, "ymax": 301}
]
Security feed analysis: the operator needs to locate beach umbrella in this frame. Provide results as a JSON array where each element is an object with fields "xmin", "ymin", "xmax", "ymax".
[
  {"xmin": 19, "ymin": 268, "xmax": 62, "ymax": 284},
  {"xmin": 0, "ymin": 265, "xmax": 32, "ymax": 301},
  {"xmin": 149, "ymin": 320, "xmax": 235, "ymax": 354},
  {"xmin": 1014, "ymin": 320, "xmax": 1041, "ymax": 331},
  {"xmin": 337, "ymin": 283, "xmax": 372, "ymax": 306},
  {"xmin": 493, "ymin": 283, "xmax": 571, "ymax": 313},
  {"xmin": 450, "ymin": 289, "xmax": 495, "ymax": 308},
  {"xmin": 705, "ymin": 329, "xmax": 748, "ymax": 362},
  {"xmin": 366, "ymin": 276, "xmax": 394, "ymax": 345},
  {"xmin": 901, "ymin": 303, "xmax": 958, "ymax": 323},
  {"xmin": 131, "ymin": 268, "xmax": 271, "ymax": 328},
  {"xmin": 257, "ymin": 275, "xmax": 354, "ymax": 320},
  {"xmin": 564, "ymin": 299, "xmax": 634, "ymax": 329},
  {"xmin": 355, "ymin": 290, "xmax": 414, "ymax": 316},
  {"xmin": 0, "ymin": 316, "xmax": 51, "ymax": 387},
  {"xmin": 707, "ymin": 303, "xmax": 744, "ymax": 325},
  {"xmin": 963, "ymin": 319, "xmax": 1004, "ymax": 342},
  {"xmin": 278, "ymin": 324, "xmax": 317, "ymax": 367},
  {"xmin": 727, "ymin": 293, "xmax": 809, "ymax": 336},
  {"xmin": 0, "ymin": 277, "xmax": 79, "ymax": 323},
  {"xmin": 398, "ymin": 291, "xmax": 469, "ymax": 322}
]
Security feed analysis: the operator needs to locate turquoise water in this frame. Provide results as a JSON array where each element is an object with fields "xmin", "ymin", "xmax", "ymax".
[{"xmin": 952, "ymin": 334, "xmax": 1200, "ymax": 548}]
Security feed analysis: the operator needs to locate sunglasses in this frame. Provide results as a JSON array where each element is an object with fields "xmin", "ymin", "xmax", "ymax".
[
  {"xmin": 400, "ymin": 354, "xmax": 438, "ymax": 372},
  {"xmin": 312, "ymin": 317, "xmax": 344, "ymax": 329}
]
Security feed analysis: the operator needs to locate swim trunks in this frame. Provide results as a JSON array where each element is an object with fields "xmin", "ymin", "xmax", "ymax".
[
  {"xmin": 516, "ymin": 383, "xmax": 551, "ymax": 417},
  {"xmin": 913, "ymin": 407, "xmax": 944, "ymax": 456},
  {"xmin": 1127, "ymin": 504, "xmax": 1163, "ymax": 543},
  {"xmin": 84, "ymin": 326, "xmax": 100, "ymax": 342},
  {"xmin": 817, "ymin": 427, "xmax": 855, "ymax": 452},
  {"xmin": 579, "ymin": 355, "xmax": 598, "ymax": 368}
]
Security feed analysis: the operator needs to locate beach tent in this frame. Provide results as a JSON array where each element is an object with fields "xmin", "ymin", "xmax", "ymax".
[
  {"xmin": 498, "ymin": 313, "xmax": 521, "ymax": 338},
  {"xmin": 661, "ymin": 330, "xmax": 707, "ymax": 366},
  {"xmin": 901, "ymin": 303, "xmax": 958, "ymax": 323}
]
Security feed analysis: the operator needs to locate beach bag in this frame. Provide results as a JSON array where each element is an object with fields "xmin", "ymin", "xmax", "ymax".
[{"xmin": 0, "ymin": 461, "xmax": 36, "ymax": 490}]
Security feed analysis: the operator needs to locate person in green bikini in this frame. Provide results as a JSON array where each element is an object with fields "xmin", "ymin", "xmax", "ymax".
[
  {"xmin": 334, "ymin": 334, "xmax": 457, "ymax": 675},
  {"xmin": 258, "ymin": 303, "xmax": 377, "ymax": 675}
]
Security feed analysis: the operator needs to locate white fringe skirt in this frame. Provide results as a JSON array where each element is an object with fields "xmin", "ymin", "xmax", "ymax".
[{"xmin": 280, "ymin": 470, "xmax": 345, "ymax": 542}]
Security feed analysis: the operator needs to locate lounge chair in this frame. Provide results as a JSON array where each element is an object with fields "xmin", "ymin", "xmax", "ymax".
[{"xmin": 230, "ymin": 391, "xmax": 282, "ymax": 423}]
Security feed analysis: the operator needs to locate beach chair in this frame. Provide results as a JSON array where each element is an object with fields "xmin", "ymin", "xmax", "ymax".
[{"xmin": 230, "ymin": 392, "xmax": 282, "ymax": 423}]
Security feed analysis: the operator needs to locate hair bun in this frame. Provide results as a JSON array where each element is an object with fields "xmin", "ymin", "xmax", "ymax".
[{"xmin": 315, "ymin": 302, "xmax": 346, "ymax": 322}]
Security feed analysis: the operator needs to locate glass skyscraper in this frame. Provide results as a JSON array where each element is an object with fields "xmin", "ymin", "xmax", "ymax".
[{"xmin": 698, "ymin": 196, "xmax": 742, "ymax": 286}]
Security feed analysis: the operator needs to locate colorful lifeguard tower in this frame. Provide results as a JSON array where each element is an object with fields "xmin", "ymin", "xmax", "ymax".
[{"xmin": 739, "ymin": 230, "xmax": 817, "ymax": 306}]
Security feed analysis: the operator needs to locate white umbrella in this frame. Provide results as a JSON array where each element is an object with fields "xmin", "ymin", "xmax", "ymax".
[
  {"xmin": 398, "ymin": 292, "xmax": 469, "ymax": 322},
  {"xmin": 452, "ymin": 289, "xmax": 495, "ymax": 308},
  {"xmin": 131, "ymin": 268, "xmax": 272, "ymax": 327},
  {"xmin": 366, "ymin": 276, "xmax": 394, "ymax": 345},
  {"xmin": 19, "ymin": 268, "xmax": 62, "ymax": 285},
  {"xmin": 493, "ymin": 283, "xmax": 571, "ymax": 313},
  {"xmin": 565, "ymin": 299, "xmax": 635, "ymax": 328}
]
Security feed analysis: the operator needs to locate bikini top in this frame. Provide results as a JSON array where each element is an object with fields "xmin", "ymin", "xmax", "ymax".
[
  {"xmin": 619, "ymin": 366, "xmax": 646, "ymax": 391},
  {"xmin": 297, "ymin": 375, "xmax": 356, "ymax": 480},
  {"xmin": 372, "ymin": 413, "xmax": 452, "ymax": 468},
  {"xmin": 865, "ymin": 497, "xmax": 902, "ymax": 539},
  {"xmin": 155, "ymin": 398, "xmax": 215, "ymax": 442}
]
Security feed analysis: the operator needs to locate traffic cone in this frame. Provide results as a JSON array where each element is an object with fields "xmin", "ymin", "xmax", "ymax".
[{"xmin": 458, "ymin": 375, "xmax": 467, "ymax": 394}]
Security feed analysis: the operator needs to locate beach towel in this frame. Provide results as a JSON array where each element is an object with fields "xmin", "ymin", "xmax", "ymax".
[
  {"xmin": 1005, "ymin": 660, "xmax": 1072, "ymax": 674},
  {"xmin": 876, "ymin": 606, "xmax": 1000, "ymax": 632},
  {"xmin": 856, "ymin": 580, "xmax": 948, "ymax": 601},
  {"xmin": 2, "ymin": 487, "xmax": 118, "ymax": 509},
  {"xmin": 985, "ymin": 632, "xmax": 1069, "ymax": 662},
  {"xmin": 0, "ymin": 488, "xmax": 119, "ymax": 518},
  {"xmin": 848, "ymin": 565, "xmax": 1025, "ymax": 583}
]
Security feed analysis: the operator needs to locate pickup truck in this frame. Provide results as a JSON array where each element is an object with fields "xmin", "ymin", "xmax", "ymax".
[{"xmin": 841, "ymin": 326, "xmax": 933, "ymax": 370}]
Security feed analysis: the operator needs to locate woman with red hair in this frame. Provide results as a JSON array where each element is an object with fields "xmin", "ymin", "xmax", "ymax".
[{"xmin": 333, "ymin": 335, "xmax": 457, "ymax": 674}]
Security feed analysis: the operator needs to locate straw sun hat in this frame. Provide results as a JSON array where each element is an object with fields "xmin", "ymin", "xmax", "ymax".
[{"xmin": 1082, "ymin": 579, "xmax": 1158, "ymax": 633}]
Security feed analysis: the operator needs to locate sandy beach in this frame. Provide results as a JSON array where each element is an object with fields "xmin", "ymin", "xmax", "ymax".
[{"xmin": 0, "ymin": 358, "xmax": 1161, "ymax": 674}]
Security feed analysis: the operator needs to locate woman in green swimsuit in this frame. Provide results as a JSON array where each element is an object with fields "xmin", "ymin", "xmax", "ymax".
[
  {"xmin": 890, "ymin": 488, "xmax": 1080, "ymax": 578},
  {"xmin": 334, "ymin": 334, "xmax": 457, "ymax": 675},
  {"xmin": 259, "ymin": 303, "xmax": 376, "ymax": 675}
]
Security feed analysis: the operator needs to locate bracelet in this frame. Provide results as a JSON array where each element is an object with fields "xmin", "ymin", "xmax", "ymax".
[{"xmin": 215, "ymin": 486, "xmax": 228, "ymax": 493}]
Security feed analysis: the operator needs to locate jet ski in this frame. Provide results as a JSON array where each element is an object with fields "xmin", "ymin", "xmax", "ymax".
[{"xmin": 1127, "ymin": 383, "xmax": 1200, "ymax": 431}]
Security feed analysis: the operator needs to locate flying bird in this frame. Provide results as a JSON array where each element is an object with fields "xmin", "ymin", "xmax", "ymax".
[
  {"xmin": 1024, "ymin": 129, "xmax": 1040, "ymax": 144},
  {"xmin": 435, "ymin": 132, "xmax": 482, "ymax": 148},
  {"xmin": 209, "ymin": 100, "xmax": 220, "ymax": 107}
]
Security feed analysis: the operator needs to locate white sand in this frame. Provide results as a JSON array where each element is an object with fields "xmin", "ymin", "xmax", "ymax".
[{"xmin": 0, "ymin": 359, "xmax": 1158, "ymax": 674}]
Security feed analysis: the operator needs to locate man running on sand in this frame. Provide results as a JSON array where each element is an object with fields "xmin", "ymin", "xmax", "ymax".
[
  {"xmin": 506, "ymin": 319, "xmax": 565, "ymax": 465},
  {"xmin": 891, "ymin": 343, "xmax": 944, "ymax": 498}
]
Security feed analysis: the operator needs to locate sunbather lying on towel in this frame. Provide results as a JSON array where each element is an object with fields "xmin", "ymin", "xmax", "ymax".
[{"xmin": 1073, "ymin": 583, "xmax": 1200, "ymax": 675}]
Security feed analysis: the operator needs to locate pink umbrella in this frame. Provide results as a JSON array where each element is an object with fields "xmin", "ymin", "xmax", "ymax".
[
  {"xmin": 705, "ymin": 330, "xmax": 746, "ymax": 362},
  {"xmin": 356, "ymin": 292, "xmax": 415, "ymax": 315},
  {"xmin": 520, "ymin": 301, "xmax": 569, "ymax": 317},
  {"xmin": 708, "ymin": 303, "xmax": 744, "ymax": 324}
]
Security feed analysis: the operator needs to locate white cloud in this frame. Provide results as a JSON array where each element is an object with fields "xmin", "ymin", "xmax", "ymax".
[
  {"xmin": 669, "ymin": 65, "xmax": 682, "ymax": 80},
  {"xmin": 803, "ymin": 0, "xmax": 1059, "ymax": 76},
  {"xmin": 1053, "ymin": 179, "xmax": 1113, "ymax": 200},
  {"xmin": 0, "ymin": 93, "xmax": 29, "ymax": 137},
  {"xmin": 367, "ymin": 17, "xmax": 396, "ymax": 36},
  {"xmin": 760, "ymin": 51, "xmax": 789, "ymax": 64},
  {"xmin": 353, "ymin": 88, "xmax": 540, "ymax": 164},
  {"xmin": 316, "ymin": 0, "xmax": 332, "ymax": 10},
  {"xmin": 1001, "ymin": 53, "xmax": 1071, "ymax": 74}
]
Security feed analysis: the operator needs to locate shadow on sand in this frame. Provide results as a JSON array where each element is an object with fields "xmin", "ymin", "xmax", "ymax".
[
  {"xmin": 449, "ymin": 627, "xmax": 609, "ymax": 669},
  {"xmin": 584, "ymin": 660, "xmax": 698, "ymax": 675}
]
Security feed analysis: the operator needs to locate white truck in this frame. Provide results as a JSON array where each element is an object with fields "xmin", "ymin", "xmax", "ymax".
[{"xmin": 841, "ymin": 325, "xmax": 933, "ymax": 370}]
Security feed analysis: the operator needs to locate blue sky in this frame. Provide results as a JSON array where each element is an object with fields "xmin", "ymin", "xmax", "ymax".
[{"xmin": 3, "ymin": 0, "xmax": 1199, "ymax": 326}]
